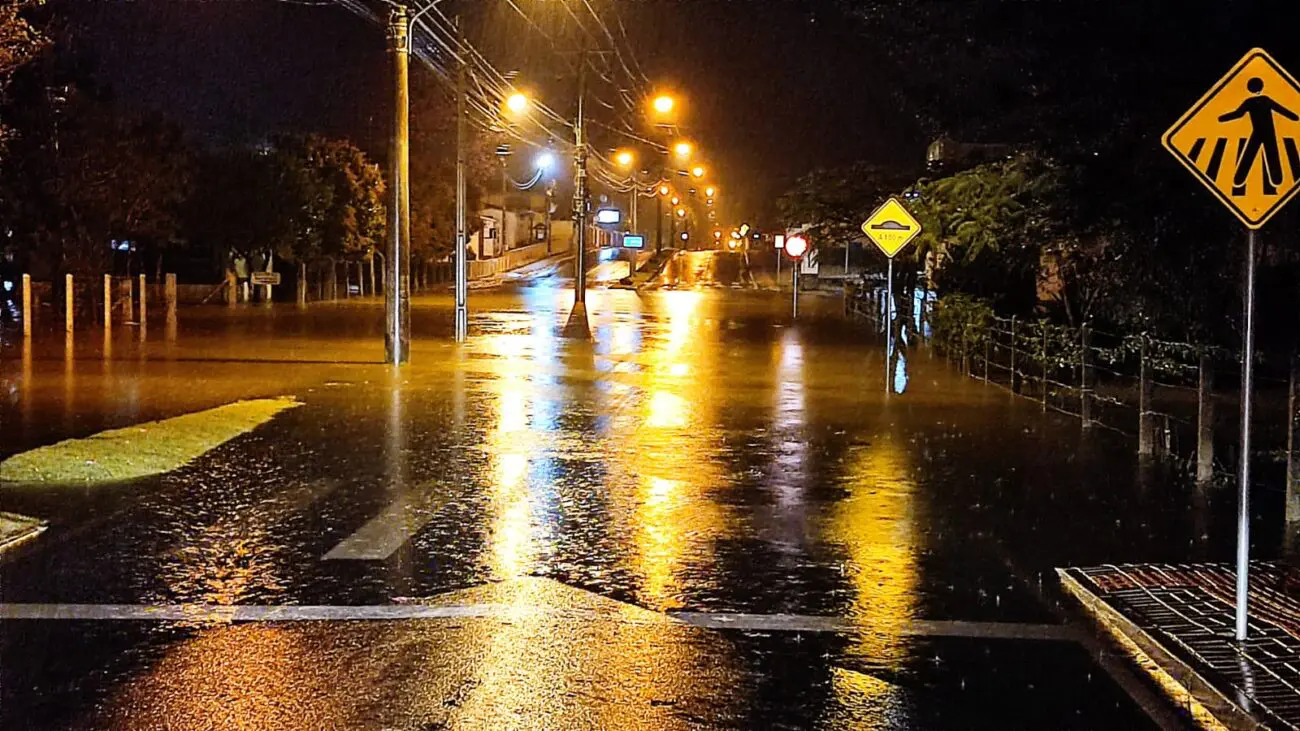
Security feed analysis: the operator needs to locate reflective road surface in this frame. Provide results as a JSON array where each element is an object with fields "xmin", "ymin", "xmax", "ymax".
[{"xmin": 0, "ymin": 282, "xmax": 1234, "ymax": 729}]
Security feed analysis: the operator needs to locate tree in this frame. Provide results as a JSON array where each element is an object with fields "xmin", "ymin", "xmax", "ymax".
[
  {"xmin": 777, "ymin": 162, "xmax": 917, "ymax": 248},
  {"xmin": 0, "ymin": 0, "xmax": 44, "ymax": 148}
]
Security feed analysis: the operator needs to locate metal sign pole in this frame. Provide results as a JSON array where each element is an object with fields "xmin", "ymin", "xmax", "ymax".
[
  {"xmin": 886, "ymin": 256, "xmax": 894, "ymax": 395},
  {"xmin": 791, "ymin": 261, "xmax": 798, "ymax": 319},
  {"xmin": 1236, "ymin": 227, "xmax": 1258, "ymax": 641}
]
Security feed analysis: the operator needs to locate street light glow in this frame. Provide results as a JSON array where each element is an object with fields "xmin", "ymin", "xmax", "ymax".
[
  {"xmin": 705, "ymin": 186, "xmax": 716, "ymax": 197},
  {"xmin": 676, "ymin": 207, "xmax": 686, "ymax": 217},
  {"xmin": 615, "ymin": 150, "xmax": 634, "ymax": 167},
  {"xmin": 674, "ymin": 141, "xmax": 693, "ymax": 159},
  {"xmin": 658, "ymin": 184, "xmax": 670, "ymax": 196},
  {"xmin": 505, "ymin": 92, "xmax": 529, "ymax": 115},
  {"xmin": 691, "ymin": 166, "xmax": 705, "ymax": 178},
  {"xmin": 671, "ymin": 196, "xmax": 680, "ymax": 205},
  {"xmin": 653, "ymin": 95, "xmax": 675, "ymax": 114},
  {"xmin": 535, "ymin": 151, "xmax": 555, "ymax": 170}
]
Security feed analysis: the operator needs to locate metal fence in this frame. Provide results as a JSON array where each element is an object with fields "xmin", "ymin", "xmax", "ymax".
[{"xmin": 846, "ymin": 285, "xmax": 1300, "ymax": 527}]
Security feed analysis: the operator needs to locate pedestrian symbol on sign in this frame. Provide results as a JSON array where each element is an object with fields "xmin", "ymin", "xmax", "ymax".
[
  {"xmin": 1164, "ymin": 48, "xmax": 1300, "ymax": 228},
  {"xmin": 1216, "ymin": 77, "xmax": 1299, "ymax": 196}
]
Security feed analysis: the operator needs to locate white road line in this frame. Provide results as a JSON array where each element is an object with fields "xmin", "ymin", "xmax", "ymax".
[
  {"xmin": 0, "ymin": 603, "xmax": 1077, "ymax": 641},
  {"xmin": 321, "ymin": 485, "xmax": 452, "ymax": 561}
]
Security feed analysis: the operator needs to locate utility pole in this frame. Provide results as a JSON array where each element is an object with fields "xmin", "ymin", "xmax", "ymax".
[
  {"xmin": 386, "ymin": 6, "xmax": 411, "ymax": 364},
  {"xmin": 656, "ymin": 195, "xmax": 663, "ymax": 252},
  {"xmin": 453, "ymin": 17, "xmax": 468, "ymax": 342},
  {"xmin": 630, "ymin": 188, "xmax": 638, "ymax": 234}
]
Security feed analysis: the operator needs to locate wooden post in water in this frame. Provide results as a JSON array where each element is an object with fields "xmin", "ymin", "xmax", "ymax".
[
  {"xmin": 1139, "ymin": 333, "xmax": 1154, "ymax": 457},
  {"xmin": 1081, "ymin": 325, "xmax": 1094, "ymax": 428},
  {"xmin": 164, "ymin": 274, "xmax": 177, "ymax": 339},
  {"xmin": 64, "ymin": 273, "xmax": 74, "ymax": 333},
  {"xmin": 103, "ymin": 274, "xmax": 112, "ymax": 329},
  {"xmin": 138, "ymin": 273, "xmax": 147, "ymax": 324},
  {"xmin": 1197, "ymin": 350, "xmax": 1215, "ymax": 484},
  {"xmin": 21, "ymin": 273, "xmax": 32, "ymax": 336}
]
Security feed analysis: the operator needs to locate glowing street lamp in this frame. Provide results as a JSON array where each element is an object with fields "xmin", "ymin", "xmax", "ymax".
[
  {"xmin": 691, "ymin": 166, "xmax": 705, "ymax": 179},
  {"xmin": 615, "ymin": 149, "xmax": 635, "ymax": 168},
  {"xmin": 671, "ymin": 196, "xmax": 680, "ymax": 205},
  {"xmin": 505, "ymin": 92, "xmax": 529, "ymax": 115},
  {"xmin": 658, "ymin": 184, "xmax": 671, "ymax": 196},
  {"xmin": 534, "ymin": 151, "xmax": 555, "ymax": 171},
  {"xmin": 705, "ymin": 186, "xmax": 716, "ymax": 197},
  {"xmin": 652, "ymin": 95, "xmax": 675, "ymax": 115},
  {"xmin": 675, "ymin": 207, "xmax": 687, "ymax": 217},
  {"xmin": 674, "ymin": 141, "xmax": 693, "ymax": 159}
]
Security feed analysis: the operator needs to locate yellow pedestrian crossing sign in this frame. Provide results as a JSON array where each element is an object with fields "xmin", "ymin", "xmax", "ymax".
[
  {"xmin": 1164, "ymin": 48, "xmax": 1300, "ymax": 229},
  {"xmin": 862, "ymin": 197, "xmax": 921, "ymax": 258}
]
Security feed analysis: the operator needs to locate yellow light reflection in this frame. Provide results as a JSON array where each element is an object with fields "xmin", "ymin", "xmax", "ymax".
[{"xmin": 829, "ymin": 433, "xmax": 919, "ymax": 666}]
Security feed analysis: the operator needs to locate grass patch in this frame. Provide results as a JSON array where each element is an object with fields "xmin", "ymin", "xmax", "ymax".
[{"xmin": 0, "ymin": 398, "xmax": 302, "ymax": 485}]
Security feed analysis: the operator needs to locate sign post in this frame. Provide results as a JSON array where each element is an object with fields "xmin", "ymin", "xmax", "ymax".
[
  {"xmin": 862, "ymin": 197, "xmax": 923, "ymax": 395},
  {"xmin": 1163, "ymin": 47, "xmax": 1300, "ymax": 641},
  {"xmin": 784, "ymin": 234, "xmax": 809, "ymax": 320}
]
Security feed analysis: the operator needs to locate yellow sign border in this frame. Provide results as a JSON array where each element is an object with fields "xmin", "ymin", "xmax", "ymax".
[
  {"xmin": 1162, "ymin": 47, "xmax": 1300, "ymax": 230},
  {"xmin": 861, "ymin": 196, "xmax": 922, "ymax": 258}
]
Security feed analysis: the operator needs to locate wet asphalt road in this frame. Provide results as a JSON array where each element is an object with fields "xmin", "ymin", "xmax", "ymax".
[{"xmin": 0, "ymin": 275, "xmax": 1243, "ymax": 729}]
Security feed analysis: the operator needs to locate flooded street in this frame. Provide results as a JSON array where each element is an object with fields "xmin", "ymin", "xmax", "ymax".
[{"xmin": 0, "ymin": 284, "xmax": 1236, "ymax": 729}]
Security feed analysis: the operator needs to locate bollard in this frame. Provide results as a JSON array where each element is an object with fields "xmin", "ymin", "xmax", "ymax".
[
  {"xmin": 1081, "ymin": 325, "xmax": 1094, "ymax": 428},
  {"xmin": 225, "ymin": 270, "xmax": 237, "ymax": 307},
  {"xmin": 103, "ymin": 274, "xmax": 112, "ymax": 329},
  {"xmin": 1197, "ymin": 350, "xmax": 1215, "ymax": 484},
  {"xmin": 1138, "ymin": 333, "xmax": 1154, "ymax": 457},
  {"xmin": 138, "ymin": 273, "xmax": 147, "ymax": 324},
  {"xmin": 164, "ymin": 273, "xmax": 177, "ymax": 338},
  {"xmin": 21, "ymin": 273, "xmax": 32, "ymax": 336},
  {"xmin": 1286, "ymin": 355, "xmax": 1300, "ymax": 525},
  {"xmin": 65, "ymin": 273, "xmax": 74, "ymax": 333}
]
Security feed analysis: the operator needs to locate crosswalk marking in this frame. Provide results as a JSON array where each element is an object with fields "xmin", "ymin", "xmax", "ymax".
[
  {"xmin": 1187, "ymin": 134, "xmax": 1300, "ymax": 185},
  {"xmin": 322, "ymin": 483, "xmax": 454, "ymax": 560}
]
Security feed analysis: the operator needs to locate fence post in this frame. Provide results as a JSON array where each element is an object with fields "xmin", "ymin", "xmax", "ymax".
[
  {"xmin": 1197, "ymin": 349, "xmax": 1215, "ymax": 484},
  {"xmin": 138, "ymin": 273, "xmax": 147, "ymax": 324},
  {"xmin": 1081, "ymin": 324, "xmax": 1093, "ymax": 427},
  {"xmin": 983, "ymin": 323, "xmax": 991, "ymax": 383},
  {"xmin": 1009, "ymin": 316, "xmax": 1018, "ymax": 393},
  {"xmin": 103, "ymin": 274, "xmax": 112, "ymax": 329},
  {"xmin": 21, "ymin": 273, "xmax": 32, "ymax": 336},
  {"xmin": 64, "ymin": 273, "xmax": 74, "ymax": 333},
  {"xmin": 1139, "ymin": 333, "xmax": 1154, "ymax": 457},
  {"xmin": 1042, "ymin": 322, "xmax": 1049, "ymax": 410},
  {"xmin": 1286, "ymin": 355, "xmax": 1300, "ymax": 526}
]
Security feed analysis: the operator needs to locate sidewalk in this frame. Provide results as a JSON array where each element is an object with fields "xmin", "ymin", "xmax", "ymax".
[{"xmin": 1059, "ymin": 562, "xmax": 1300, "ymax": 730}]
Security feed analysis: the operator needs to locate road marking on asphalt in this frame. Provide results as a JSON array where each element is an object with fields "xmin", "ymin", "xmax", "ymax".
[
  {"xmin": 322, "ymin": 484, "xmax": 452, "ymax": 561},
  {"xmin": 0, "ymin": 602, "xmax": 1075, "ymax": 641},
  {"xmin": 671, "ymin": 612, "xmax": 1078, "ymax": 641}
]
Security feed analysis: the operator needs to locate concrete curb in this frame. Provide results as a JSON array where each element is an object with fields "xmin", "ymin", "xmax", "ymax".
[{"xmin": 0, "ymin": 512, "xmax": 48, "ymax": 554}]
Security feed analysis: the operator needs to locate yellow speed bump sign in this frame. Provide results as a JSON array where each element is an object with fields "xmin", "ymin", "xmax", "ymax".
[
  {"xmin": 1164, "ymin": 48, "xmax": 1300, "ymax": 229},
  {"xmin": 862, "ymin": 197, "xmax": 921, "ymax": 258}
]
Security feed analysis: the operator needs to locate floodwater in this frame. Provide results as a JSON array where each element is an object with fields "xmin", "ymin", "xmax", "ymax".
[{"xmin": 0, "ymin": 276, "xmax": 1249, "ymax": 729}]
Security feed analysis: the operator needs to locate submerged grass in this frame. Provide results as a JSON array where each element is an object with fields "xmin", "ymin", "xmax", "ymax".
[{"xmin": 0, "ymin": 398, "xmax": 302, "ymax": 485}]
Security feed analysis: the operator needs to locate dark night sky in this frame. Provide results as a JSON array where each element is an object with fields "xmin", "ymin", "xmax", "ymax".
[{"xmin": 62, "ymin": 0, "xmax": 922, "ymax": 227}]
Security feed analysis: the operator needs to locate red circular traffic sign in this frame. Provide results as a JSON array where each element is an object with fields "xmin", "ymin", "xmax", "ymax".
[{"xmin": 784, "ymin": 235, "xmax": 809, "ymax": 259}]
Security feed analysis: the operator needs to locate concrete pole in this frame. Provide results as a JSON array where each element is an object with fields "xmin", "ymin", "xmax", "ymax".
[
  {"xmin": 138, "ymin": 273, "xmax": 147, "ymax": 324},
  {"xmin": 64, "ymin": 273, "xmax": 73, "ymax": 333},
  {"xmin": 573, "ymin": 52, "xmax": 589, "ymax": 309},
  {"xmin": 21, "ymin": 273, "xmax": 32, "ymax": 337},
  {"xmin": 297, "ymin": 263, "xmax": 307, "ymax": 307},
  {"xmin": 385, "ymin": 6, "xmax": 411, "ymax": 364},
  {"xmin": 1197, "ymin": 350, "xmax": 1215, "ymax": 484},
  {"xmin": 454, "ymin": 17, "xmax": 469, "ymax": 342},
  {"xmin": 103, "ymin": 274, "xmax": 112, "ymax": 330}
]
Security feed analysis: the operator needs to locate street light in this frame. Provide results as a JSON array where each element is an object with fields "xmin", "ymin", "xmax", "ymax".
[
  {"xmin": 658, "ymin": 184, "xmax": 670, "ymax": 196},
  {"xmin": 671, "ymin": 196, "xmax": 680, "ymax": 205},
  {"xmin": 705, "ymin": 186, "xmax": 716, "ymax": 197},
  {"xmin": 535, "ymin": 151, "xmax": 555, "ymax": 171},
  {"xmin": 615, "ymin": 149, "xmax": 635, "ymax": 167},
  {"xmin": 675, "ymin": 207, "xmax": 686, "ymax": 217},
  {"xmin": 674, "ymin": 141, "xmax": 693, "ymax": 159},
  {"xmin": 505, "ymin": 91, "xmax": 529, "ymax": 115},
  {"xmin": 653, "ymin": 95, "xmax": 675, "ymax": 115},
  {"xmin": 691, "ymin": 166, "xmax": 705, "ymax": 179}
]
